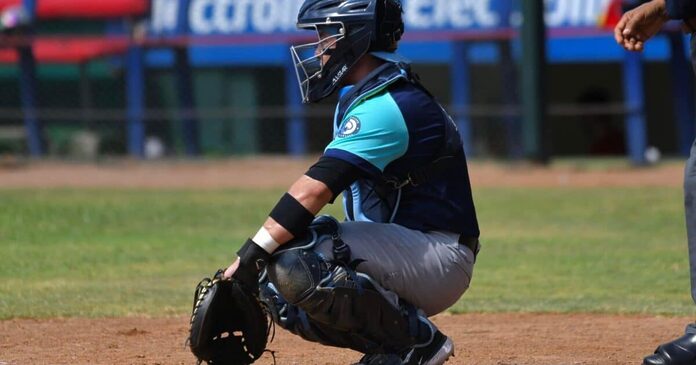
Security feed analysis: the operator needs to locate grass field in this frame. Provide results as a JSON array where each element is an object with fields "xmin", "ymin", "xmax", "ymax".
[{"xmin": 1, "ymin": 187, "xmax": 694, "ymax": 319}]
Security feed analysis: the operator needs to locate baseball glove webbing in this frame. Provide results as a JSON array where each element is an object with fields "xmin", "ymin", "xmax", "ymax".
[{"xmin": 188, "ymin": 270, "xmax": 275, "ymax": 365}]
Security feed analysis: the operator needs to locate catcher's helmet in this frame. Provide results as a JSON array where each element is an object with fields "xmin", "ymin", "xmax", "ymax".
[{"xmin": 290, "ymin": 0, "xmax": 404, "ymax": 103}]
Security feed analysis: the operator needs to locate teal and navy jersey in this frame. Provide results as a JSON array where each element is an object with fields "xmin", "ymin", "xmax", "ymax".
[{"xmin": 323, "ymin": 62, "xmax": 479, "ymax": 238}]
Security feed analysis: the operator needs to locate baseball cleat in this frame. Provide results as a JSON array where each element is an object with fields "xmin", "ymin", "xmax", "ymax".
[
  {"xmin": 643, "ymin": 333, "xmax": 696, "ymax": 365},
  {"xmin": 401, "ymin": 330, "xmax": 454, "ymax": 365},
  {"xmin": 352, "ymin": 330, "xmax": 454, "ymax": 365}
]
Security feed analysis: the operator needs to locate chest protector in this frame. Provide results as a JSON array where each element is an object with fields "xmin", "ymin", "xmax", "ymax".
[{"xmin": 336, "ymin": 62, "xmax": 463, "ymax": 224}]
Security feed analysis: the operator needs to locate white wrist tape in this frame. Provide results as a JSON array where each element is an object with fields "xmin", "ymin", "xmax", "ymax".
[{"xmin": 252, "ymin": 227, "xmax": 281, "ymax": 254}]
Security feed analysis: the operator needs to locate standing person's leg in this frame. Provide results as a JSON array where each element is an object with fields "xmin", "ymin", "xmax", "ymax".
[
  {"xmin": 684, "ymin": 141, "xmax": 696, "ymax": 357},
  {"xmin": 687, "ymin": 34, "xmax": 696, "ymax": 309},
  {"xmin": 642, "ymin": 34, "xmax": 696, "ymax": 365},
  {"xmin": 682, "ymin": 124, "xmax": 696, "ymax": 352},
  {"xmin": 687, "ymin": 140, "xmax": 696, "ymax": 307}
]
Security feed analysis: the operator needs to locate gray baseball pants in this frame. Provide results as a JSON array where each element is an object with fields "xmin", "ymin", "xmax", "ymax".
[{"xmin": 312, "ymin": 221, "xmax": 477, "ymax": 316}]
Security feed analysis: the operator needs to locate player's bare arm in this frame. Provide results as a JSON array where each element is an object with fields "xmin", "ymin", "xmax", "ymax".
[
  {"xmin": 223, "ymin": 175, "xmax": 332, "ymax": 278},
  {"xmin": 615, "ymin": 0, "xmax": 669, "ymax": 52}
]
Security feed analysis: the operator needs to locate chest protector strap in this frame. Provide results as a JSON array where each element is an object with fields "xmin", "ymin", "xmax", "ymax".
[{"xmin": 379, "ymin": 69, "xmax": 464, "ymax": 193}]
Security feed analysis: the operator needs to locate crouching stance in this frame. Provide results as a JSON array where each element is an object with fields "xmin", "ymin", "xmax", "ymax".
[
  {"xmin": 224, "ymin": 1, "xmax": 480, "ymax": 364},
  {"xmin": 260, "ymin": 216, "xmax": 476, "ymax": 364}
]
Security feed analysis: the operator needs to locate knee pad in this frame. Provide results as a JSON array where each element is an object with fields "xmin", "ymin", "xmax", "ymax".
[
  {"xmin": 267, "ymin": 248, "xmax": 329, "ymax": 305},
  {"xmin": 262, "ymin": 216, "xmax": 419, "ymax": 353},
  {"xmin": 266, "ymin": 249, "xmax": 417, "ymax": 354},
  {"xmin": 265, "ymin": 214, "xmax": 344, "ymax": 305}
]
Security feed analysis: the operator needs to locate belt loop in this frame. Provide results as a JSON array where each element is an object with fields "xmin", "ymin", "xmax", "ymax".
[{"xmin": 458, "ymin": 235, "xmax": 480, "ymax": 260}]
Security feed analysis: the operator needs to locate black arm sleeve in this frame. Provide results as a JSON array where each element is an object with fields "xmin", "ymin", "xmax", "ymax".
[
  {"xmin": 305, "ymin": 156, "xmax": 364, "ymax": 202},
  {"xmin": 269, "ymin": 193, "xmax": 315, "ymax": 238}
]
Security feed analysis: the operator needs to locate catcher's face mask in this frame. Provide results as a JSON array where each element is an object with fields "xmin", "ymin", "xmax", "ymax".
[
  {"xmin": 290, "ymin": 22, "xmax": 346, "ymax": 104},
  {"xmin": 291, "ymin": 0, "xmax": 404, "ymax": 103}
]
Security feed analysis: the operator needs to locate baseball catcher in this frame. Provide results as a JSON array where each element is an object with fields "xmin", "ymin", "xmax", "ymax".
[{"xmin": 203, "ymin": 1, "xmax": 481, "ymax": 364}]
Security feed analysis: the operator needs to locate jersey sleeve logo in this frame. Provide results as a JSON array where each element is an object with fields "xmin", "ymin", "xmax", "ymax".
[{"xmin": 337, "ymin": 116, "xmax": 361, "ymax": 138}]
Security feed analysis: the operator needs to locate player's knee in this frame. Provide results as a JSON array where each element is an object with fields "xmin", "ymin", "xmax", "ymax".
[{"xmin": 267, "ymin": 249, "xmax": 327, "ymax": 306}]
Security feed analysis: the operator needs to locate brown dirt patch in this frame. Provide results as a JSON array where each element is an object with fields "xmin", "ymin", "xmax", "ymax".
[
  {"xmin": 0, "ymin": 157, "xmax": 686, "ymax": 189},
  {"xmin": 0, "ymin": 313, "xmax": 691, "ymax": 365}
]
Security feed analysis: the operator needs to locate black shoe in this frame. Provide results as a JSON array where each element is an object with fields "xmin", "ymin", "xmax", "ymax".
[
  {"xmin": 401, "ymin": 330, "xmax": 454, "ymax": 365},
  {"xmin": 353, "ymin": 353, "xmax": 402, "ymax": 365},
  {"xmin": 643, "ymin": 333, "xmax": 696, "ymax": 365}
]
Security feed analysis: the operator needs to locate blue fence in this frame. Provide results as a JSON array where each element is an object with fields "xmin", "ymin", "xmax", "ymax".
[{"xmin": 16, "ymin": 0, "xmax": 696, "ymax": 163}]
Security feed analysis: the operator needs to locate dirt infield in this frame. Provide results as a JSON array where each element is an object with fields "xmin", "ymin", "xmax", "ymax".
[
  {"xmin": 0, "ymin": 157, "xmax": 686, "ymax": 189},
  {"xmin": 0, "ymin": 158, "xmax": 692, "ymax": 364},
  {"xmin": 1, "ymin": 313, "xmax": 693, "ymax": 365}
]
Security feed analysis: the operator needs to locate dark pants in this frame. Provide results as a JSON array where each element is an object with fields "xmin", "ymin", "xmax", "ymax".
[
  {"xmin": 686, "ymin": 141, "xmax": 696, "ymax": 308},
  {"xmin": 687, "ymin": 35, "xmax": 696, "ymax": 310},
  {"xmin": 684, "ymin": 35, "xmax": 696, "ymax": 303}
]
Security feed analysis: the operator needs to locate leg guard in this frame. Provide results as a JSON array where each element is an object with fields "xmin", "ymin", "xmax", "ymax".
[
  {"xmin": 260, "ymin": 217, "xmax": 419, "ymax": 354},
  {"xmin": 267, "ymin": 249, "xmax": 417, "ymax": 354}
]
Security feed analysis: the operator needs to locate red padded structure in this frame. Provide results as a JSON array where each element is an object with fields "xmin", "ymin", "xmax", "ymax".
[
  {"xmin": 0, "ymin": 36, "xmax": 129, "ymax": 63},
  {"xmin": 0, "ymin": 0, "xmax": 148, "ymax": 64},
  {"xmin": 0, "ymin": 0, "xmax": 148, "ymax": 19},
  {"xmin": 599, "ymin": 0, "xmax": 623, "ymax": 29}
]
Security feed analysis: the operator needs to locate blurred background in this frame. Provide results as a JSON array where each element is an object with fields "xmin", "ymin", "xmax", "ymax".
[{"xmin": 0, "ymin": 0, "xmax": 689, "ymax": 164}]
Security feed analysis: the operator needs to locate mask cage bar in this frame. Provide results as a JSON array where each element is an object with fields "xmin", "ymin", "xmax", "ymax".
[{"xmin": 290, "ymin": 21, "xmax": 346, "ymax": 103}]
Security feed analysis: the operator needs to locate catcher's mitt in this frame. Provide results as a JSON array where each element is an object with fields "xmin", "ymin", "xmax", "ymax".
[{"xmin": 188, "ymin": 270, "xmax": 270, "ymax": 365}]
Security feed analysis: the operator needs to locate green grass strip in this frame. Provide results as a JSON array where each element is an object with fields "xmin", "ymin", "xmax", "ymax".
[{"xmin": 0, "ymin": 188, "xmax": 694, "ymax": 318}]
